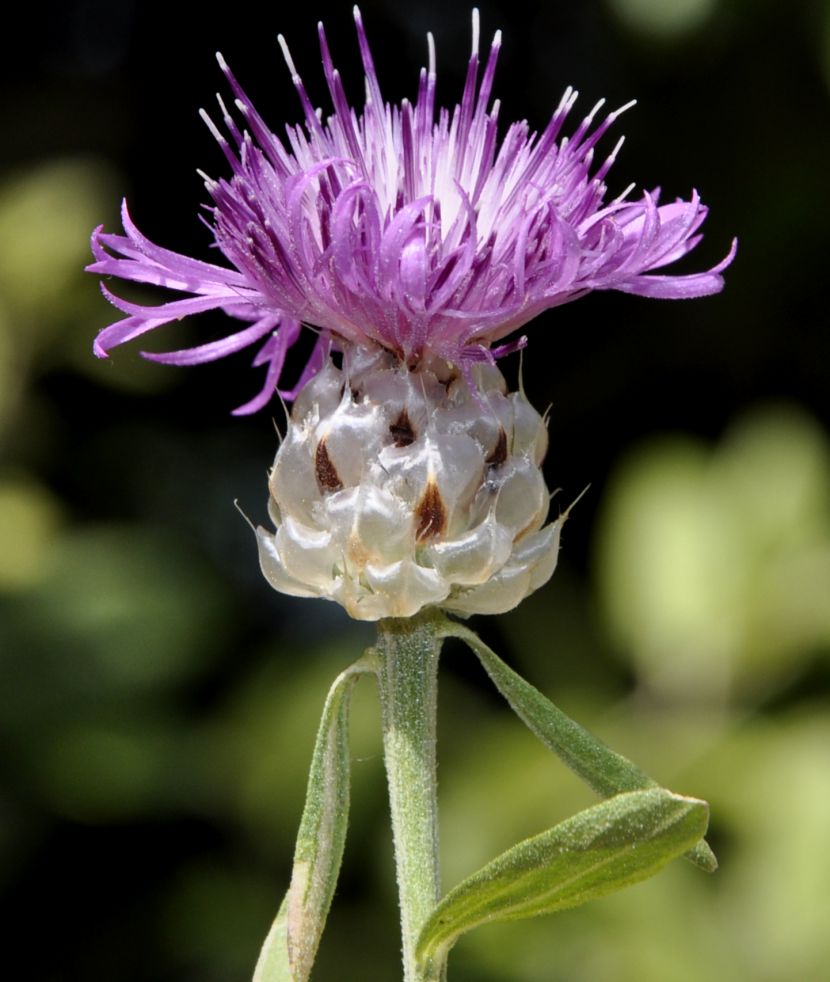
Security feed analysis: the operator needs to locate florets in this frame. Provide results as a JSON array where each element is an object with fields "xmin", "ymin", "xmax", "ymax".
[{"xmin": 87, "ymin": 8, "xmax": 734, "ymax": 414}]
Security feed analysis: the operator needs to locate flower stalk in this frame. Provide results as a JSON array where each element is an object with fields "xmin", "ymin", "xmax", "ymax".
[{"xmin": 374, "ymin": 613, "xmax": 445, "ymax": 982}]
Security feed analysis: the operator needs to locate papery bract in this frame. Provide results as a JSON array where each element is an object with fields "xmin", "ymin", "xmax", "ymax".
[{"xmin": 258, "ymin": 347, "xmax": 562, "ymax": 620}]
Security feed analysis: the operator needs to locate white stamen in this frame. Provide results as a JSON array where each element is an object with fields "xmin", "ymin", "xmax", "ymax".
[
  {"xmin": 427, "ymin": 32, "xmax": 436, "ymax": 78},
  {"xmin": 277, "ymin": 34, "xmax": 300, "ymax": 82},
  {"xmin": 554, "ymin": 87, "xmax": 579, "ymax": 122},
  {"xmin": 216, "ymin": 93, "xmax": 232, "ymax": 121},
  {"xmin": 608, "ymin": 99, "xmax": 637, "ymax": 122},
  {"xmin": 613, "ymin": 181, "xmax": 636, "ymax": 203},
  {"xmin": 199, "ymin": 108, "xmax": 227, "ymax": 145},
  {"xmin": 583, "ymin": 98, "xmax": 606, "ymax": 128},
  {"xmin": 471, "ymin": 8, "xmax": 480, "ymax": 57},
  {"xmin": 607, "ymin": 135, "xmax": 625, "ymax": 163},
  {"xmin": 196, "ymin": 168, "xmax": 217, "ymax": 190}
]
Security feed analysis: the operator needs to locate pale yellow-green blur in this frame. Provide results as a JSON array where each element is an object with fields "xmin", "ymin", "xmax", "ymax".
[
  {"xmin": 606, "ymin": 0, "xmax": 719, "ymax": 39},
  {"xmin": 594, "ymin": 407, "xmax": 830, "ymax": 703},
  {"xmin": 0, "ymin": 158, "xmax": 177, "ymax": 444},
  {"xmin": 0, "ymin": 474, "xmax": 63, "ymax": 590}
]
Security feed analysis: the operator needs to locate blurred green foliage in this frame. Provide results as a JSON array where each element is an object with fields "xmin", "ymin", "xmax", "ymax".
[
  {"xmin": 595, "ymin": 406, "xmax": 830, "ymax": 703},
  {"xmin": 607, "ymin": 0, "xmax": 718, "ymax": 39},
  {"xmin": 2, "ymin": 0, "xmax": 829, "ymax": 980}
]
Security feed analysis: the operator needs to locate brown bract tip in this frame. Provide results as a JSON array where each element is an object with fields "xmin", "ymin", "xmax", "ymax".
[
  {"xmin": 389, "ymin": 408, "xmax": 416, "ymax": 447},
  {"xmin": 315, "ymin": 437, "xmax": 344, "ymax": 492},
  {"xmin": 486, "ymin": 427, "xmax": 508, "ymax": 468},
  {"xmin": 415, "ymin": 478, "xmax": 447, "ymax": 542}
]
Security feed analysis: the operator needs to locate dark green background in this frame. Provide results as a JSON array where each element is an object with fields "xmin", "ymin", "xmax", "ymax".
[{"xmin": 2, "ymin": 1, "xmax": 829, "ymax": 979}]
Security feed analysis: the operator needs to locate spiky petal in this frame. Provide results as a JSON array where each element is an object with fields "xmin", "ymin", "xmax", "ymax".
[{"xmin": 88, "ymin": 8, "xmax": 735, "ymax": 412}]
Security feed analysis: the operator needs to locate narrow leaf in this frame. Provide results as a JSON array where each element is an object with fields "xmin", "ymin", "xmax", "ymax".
[
  {"xmin": 252, "ymin": 898, "xmax": 291, "ymax": 982},
  {"xmin": 417, "ymin": 788, "xmax": 708, "ymax": 969},
  {"xmin": 442, "ymin": 621, "xmax": 717, "ymax": 872},
  {"xmin": 253, "ymin": 655, "xmax": 373, "ymax": 982}
]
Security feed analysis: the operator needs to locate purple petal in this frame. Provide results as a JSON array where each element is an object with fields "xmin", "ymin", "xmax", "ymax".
[
  {"xmin": 613, "ymin": 237, "xmax": 738, "ymax": 299},
  {"xmin": 87, "ymin": 12, "xmax": 735, "ymax": 411},
  {"xmin": 231, "ymin": 317, "xmax": 306, "ymax": 415},
  {"xmin": 142, "ymin": 314, "xmax": 281, "ymax": 366}
]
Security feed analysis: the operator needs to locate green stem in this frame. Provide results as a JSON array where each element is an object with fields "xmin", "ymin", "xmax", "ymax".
[{"xmin": 375, "ymin": 612, "xmax": 444, "ymax": 982}]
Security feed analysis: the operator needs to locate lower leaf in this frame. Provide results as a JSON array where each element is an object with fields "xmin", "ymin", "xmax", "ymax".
[
  {"xmin": 416, "ymin": 788, "xmax": 709, "ymax": 970},
  {"xmin": 252, "ymin": 654, "xmax": 373, "ymax": 982},
  {"xmin": 252, "ymin": 898, "xmax": 291, "ymax": 982}
]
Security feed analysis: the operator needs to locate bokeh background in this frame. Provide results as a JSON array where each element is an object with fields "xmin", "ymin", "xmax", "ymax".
[{"xmin": 2, "ymin": 0, "xmax": 829, "ymax": 979}]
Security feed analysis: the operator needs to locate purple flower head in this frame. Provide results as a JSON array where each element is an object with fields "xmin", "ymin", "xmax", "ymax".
[{"xmin": 88, "ymin": 8, "xmax": 735, "ymax": 414}]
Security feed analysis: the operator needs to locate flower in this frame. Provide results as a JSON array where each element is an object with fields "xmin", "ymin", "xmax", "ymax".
[{"xmin": 88, "ymin": 8, "xmax": 735, "ymax": 415}]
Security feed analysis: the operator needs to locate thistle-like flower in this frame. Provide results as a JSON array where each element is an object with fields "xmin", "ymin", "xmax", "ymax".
[{"xmin": 88, "ymin": 8, "xmax": 734, "ymax": 619}]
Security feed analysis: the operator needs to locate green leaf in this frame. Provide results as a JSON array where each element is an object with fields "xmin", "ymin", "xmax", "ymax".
[
  {"xmin": 416, "ymin": 788, "xmax": 708, "ymax": 970},
  {"xmin": 253, "ymin": 655, "xmax": 373, "ymax": 982},
  {"xmin": 252, "ymin": 898, "xmax": 291, "ymax": 982},
  {"xmin": 442, "ymin": 621, "xmax": 717, "ymax": 872}
]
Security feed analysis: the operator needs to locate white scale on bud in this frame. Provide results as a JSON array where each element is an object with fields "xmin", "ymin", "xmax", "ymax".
[{"xmin": 257, "ymin": 348, "xmax": 565, "ymax": 621}]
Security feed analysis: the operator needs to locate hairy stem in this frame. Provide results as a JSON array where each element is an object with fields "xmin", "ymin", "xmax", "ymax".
[{"xmin": 375, "ymin": 612, "xmax": 445, "ymax": 982}]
